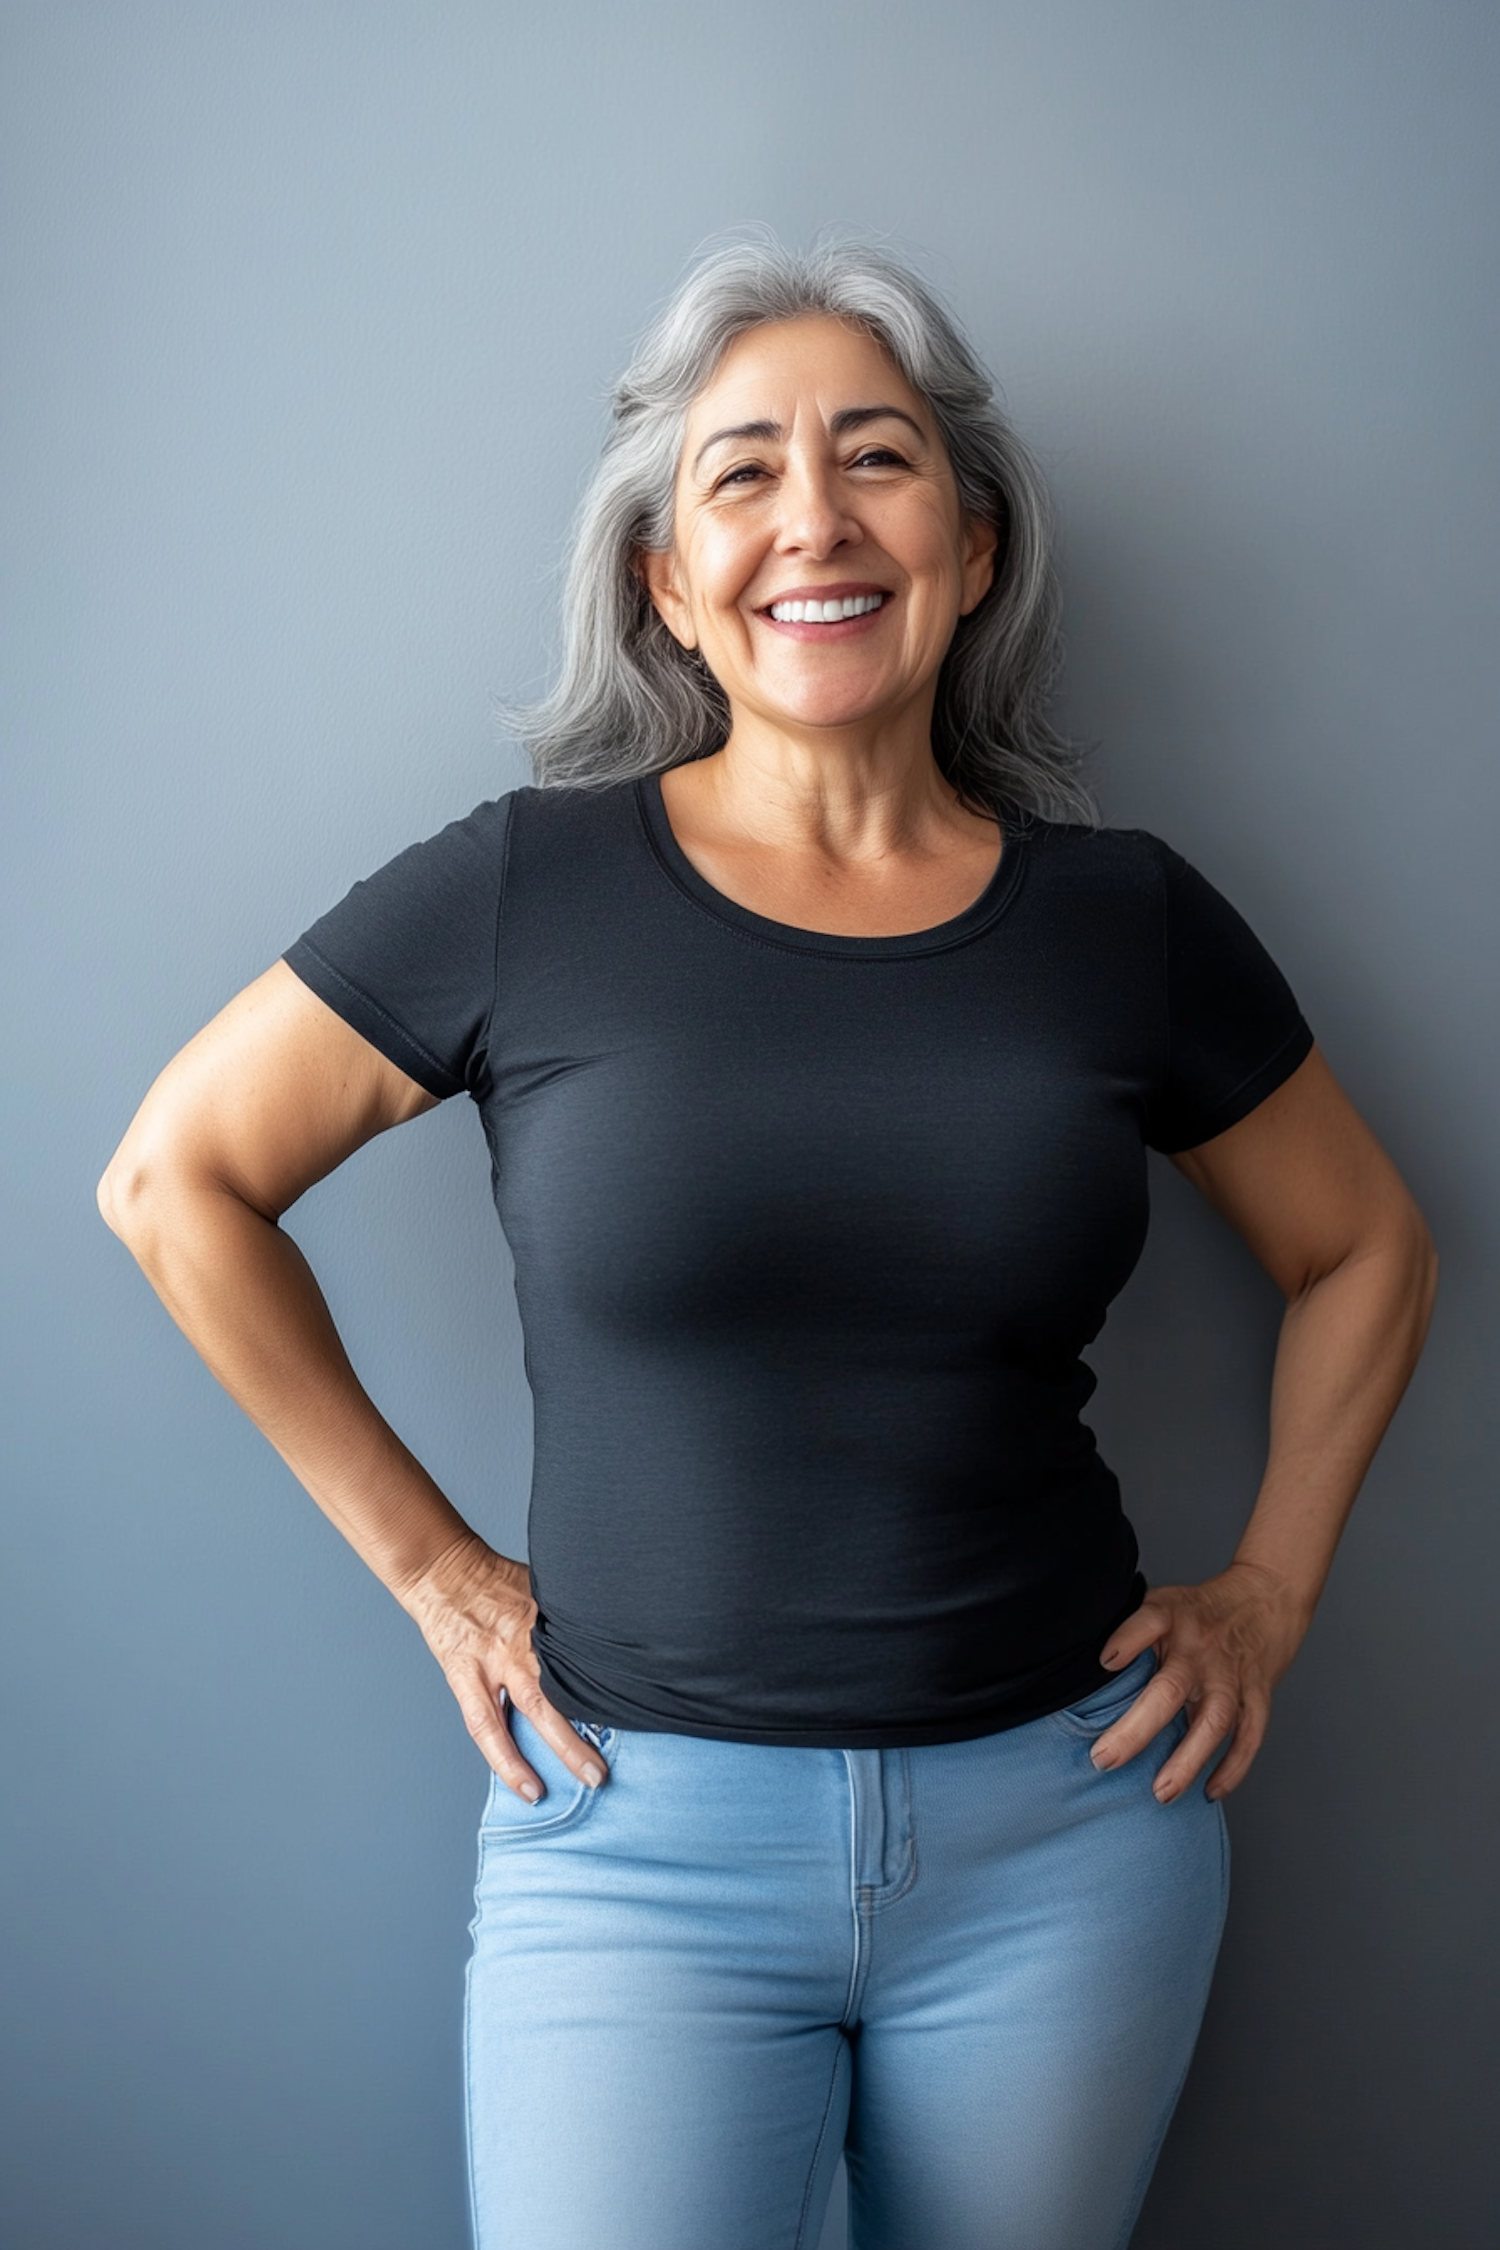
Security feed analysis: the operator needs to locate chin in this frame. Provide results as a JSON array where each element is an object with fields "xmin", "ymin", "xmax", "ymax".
[{"xmin": 755, "ymin": 684, "xmax": 902, "ymax": 734}]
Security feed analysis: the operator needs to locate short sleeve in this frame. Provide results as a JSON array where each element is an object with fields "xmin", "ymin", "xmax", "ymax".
[
  {"xmin": 1145, "ymin": 841, "xmax": 1314, "ymax": 1153},
  {"xmin": 282, "ymin": 794, "xmax": 515, "ymax": 1101}
]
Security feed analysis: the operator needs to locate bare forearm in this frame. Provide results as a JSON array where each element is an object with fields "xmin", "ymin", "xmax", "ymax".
[
  {"xmin": 1100, "ymin": 1054, "xmax": 1435, "ymax": 1800},
  {"xmin": 1096, "ymin": 1216, "xmax": 1435, "ymax": 1802},
  {"xmin": 96, "ymin": 974, "xmax": 601, "ymax": 1800},
  {"xmin": 1233, "ymin": 1219, "xmax": 1437, "ymax": 1616},
  {"xmin": 105, "ymin": 1176, "xmax": 477, "ymax": 1602}
]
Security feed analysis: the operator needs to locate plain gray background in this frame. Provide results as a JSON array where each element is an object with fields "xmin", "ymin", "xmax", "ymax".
[{"xmin": 3, "ymin": 4, "xmax": 1496, "ymax": 2244}]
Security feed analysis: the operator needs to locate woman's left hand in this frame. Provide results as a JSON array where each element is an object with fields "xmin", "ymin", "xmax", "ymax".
[{"xmin": 1087, "ymin": 1562, "xmax": 1311, "ymax": 1802}]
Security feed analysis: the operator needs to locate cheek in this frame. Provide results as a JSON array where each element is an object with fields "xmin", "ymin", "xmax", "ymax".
[
  {"xmin": 687, "ymin": 531, "xmax": 761, "ymax": 629},
  {"xmin": 884, "ymin": 496, "xmax": 967, "ymax": 587}
]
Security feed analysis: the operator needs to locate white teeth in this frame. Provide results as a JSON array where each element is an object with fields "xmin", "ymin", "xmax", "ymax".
[{"xmin": 768, "ymin": 592, "xmax": 885, "ymax": 623}]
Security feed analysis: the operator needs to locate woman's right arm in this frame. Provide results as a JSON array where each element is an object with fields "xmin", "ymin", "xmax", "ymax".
[{"xmin": 97, "ymin": 960, "xmax": 606, "ymax": 1802}]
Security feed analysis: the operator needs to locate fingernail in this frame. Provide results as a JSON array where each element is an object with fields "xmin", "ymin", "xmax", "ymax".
[
  {"xmin": 581, "ymin": 1761, "xmax": 606, "ymax": 1788},
  {"xmin": 520, "ymin": 1780, "xmax": 543, "ymax": 1803},
  {"xmin": 1100, "ymin": 1649, "xmax": 1122, "ymax": 1669},
  {"xmin": 1090, "ymin": 1747, "xmax": 1115, "ymax": 1770},
  {"xmin": 1154, "ymin": 1779, "xmax": 1176, "ymax": 1802}
]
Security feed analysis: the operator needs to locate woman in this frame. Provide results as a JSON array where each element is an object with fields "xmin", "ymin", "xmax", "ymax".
[{"xmin": 98, "ymin": 239, "xmax": 1435, "ymax": 2250}]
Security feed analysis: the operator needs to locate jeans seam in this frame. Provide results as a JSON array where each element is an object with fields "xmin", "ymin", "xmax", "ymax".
[
  {"xmin": 864, "ymin": 1836, "xmax": 919, "ymax": 1912},
  {"xmin": 1105, "ymin": 1799, "xmax": 1232, "ymax": 2250},
  {"xmin": 868, "ymin": 1751, "xmax": 917, "ymax": 1911},
  {"xmin": 793, "ymin": 2043, "xmax": 847, "ymax": 2250},
  {"xmin": 840, "ymin": 1754, "xmax": 863, "ymax": 2030},
  {"xmin": 463, "ymin": 1928, "xmax": 483, "ymax": 2250}
]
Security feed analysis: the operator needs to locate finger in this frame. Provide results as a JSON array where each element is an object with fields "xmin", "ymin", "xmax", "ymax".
[
  {"xmin": 454, "ymin": 1675, "xmax": 547, "ymax": 1801},
  {"xmin": 1150, "ymin": 1693, "xmax": 1241, "ymax": 1803},
  {"xmin": 1204, "ymin": 1701, "xmax": 1269, "ymax": 1800},
  {"xmin": 1089, "ymin": 1671, "xmax": 1192, "ymax": 1770},
  {"xmin": 503, "ymin": 1677, "xmax": 609, "ymax": 1791},
  {"xmin": 1099, "ymin": 1601, "xmax": 1170, "ymax": 1670}
]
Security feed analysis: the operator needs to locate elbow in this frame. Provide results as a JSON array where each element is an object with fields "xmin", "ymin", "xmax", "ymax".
[
  {"xmin": 1380, "ymin": 1194, "xmax": 1439, "ymax": 1364},
  {"xmin": 97, "ymin": 1147, "xmax": 153, "ymax": 1251},
  {"xmin": 97, "ymin": 1138, "xmax": 183, "ymax": 1260},
  {"xmin": 95, "ymin": 1163, "xmax": 119, "ymax": 1236},
  {"xmin": 1411, "ymin": 1210, "xmax": 1439, "ymax": 1340},
  {"xmin": 1301, "ymin": 1194, "xmax": 1438, "ymax": 1367}
]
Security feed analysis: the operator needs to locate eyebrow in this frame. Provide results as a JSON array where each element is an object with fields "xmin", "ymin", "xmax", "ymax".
[{"xmin": 690, "ymin": 404, "xmax": 926, "ymax": 478}]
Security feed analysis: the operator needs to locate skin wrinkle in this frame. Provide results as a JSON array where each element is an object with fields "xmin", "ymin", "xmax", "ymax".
[{"xmin": 691, "ymin": 402, "xmax": 928, "ymax": 482}]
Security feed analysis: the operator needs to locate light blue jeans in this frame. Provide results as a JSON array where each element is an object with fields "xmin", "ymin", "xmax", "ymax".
[{"xmin": 465, "ymin": 1652, "xmax": 1228, "ymax": 2250}]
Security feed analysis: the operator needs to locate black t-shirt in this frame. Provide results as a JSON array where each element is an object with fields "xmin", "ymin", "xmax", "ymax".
[{"xmin": 284, "ymin": 777, "xmax": 1312, "ymax": 1747}]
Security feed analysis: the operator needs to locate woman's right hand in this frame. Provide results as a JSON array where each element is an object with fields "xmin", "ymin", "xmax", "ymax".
[{"xmin": 398, "ymin": 1531, "xmax": 608, "ymax": 1802}]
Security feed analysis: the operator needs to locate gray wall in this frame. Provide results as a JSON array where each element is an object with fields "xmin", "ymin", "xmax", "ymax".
[{"xmin": 4, "ymin": 4, "xmax": 1496, "ymax": 2244}]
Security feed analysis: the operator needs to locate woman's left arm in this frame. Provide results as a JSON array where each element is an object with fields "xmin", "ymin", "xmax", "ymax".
[{"xmin": 1090, "ymin": 1045, "xmax": 1438, "ymax": 1802}]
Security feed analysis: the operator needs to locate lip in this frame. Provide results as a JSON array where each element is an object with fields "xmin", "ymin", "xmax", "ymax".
[
  {"xmin": 757, "ymin": 580, "xmax": 892, "ymax": 610},
  {"xmin": 755, "ymin": 582, "xmax": 894, "ymax": 640}
]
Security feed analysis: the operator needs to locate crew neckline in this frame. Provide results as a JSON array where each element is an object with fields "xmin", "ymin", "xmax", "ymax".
[{"xmin": 636, "ymin": 772, "xmax": 1031, "ymax": 960}]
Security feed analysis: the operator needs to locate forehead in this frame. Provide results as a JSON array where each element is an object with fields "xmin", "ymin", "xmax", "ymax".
[{"xmin": 683, "ymin": 313, "xmax": 928, "ymax": 431}]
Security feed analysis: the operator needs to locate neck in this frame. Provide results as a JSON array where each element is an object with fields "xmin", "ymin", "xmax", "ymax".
[{"xmin": 692, "ymin": 697, "xmax": 988, "ymax": 865}]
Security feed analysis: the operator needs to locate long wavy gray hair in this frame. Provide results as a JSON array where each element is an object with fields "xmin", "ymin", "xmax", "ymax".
[{"xmin": 508, "ymin": 234, "xmax": 1094, "ymax": 827}]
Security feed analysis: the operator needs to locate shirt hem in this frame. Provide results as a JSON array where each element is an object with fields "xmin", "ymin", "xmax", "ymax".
[
  {"xmin": 282, "ymin": 940, "xmax": 463, "ymax": 1100},
  {"xmin": 536, "ymin": 1574, "xmax": 1146, "ymax": 1750},
  {"xmin": 1149, "ymin": 1016, "xmax": 1315, "ymax": 1154}
]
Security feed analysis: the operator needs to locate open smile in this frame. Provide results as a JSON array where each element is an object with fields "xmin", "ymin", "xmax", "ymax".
[{"xmin": 757, "ymin": 585, "xmax": 891, "ymax": 636}]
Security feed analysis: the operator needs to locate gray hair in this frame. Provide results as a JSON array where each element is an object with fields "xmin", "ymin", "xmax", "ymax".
[{"xmin": 509, "ymin": 234, "xmax": 1094, "ymax": 827}]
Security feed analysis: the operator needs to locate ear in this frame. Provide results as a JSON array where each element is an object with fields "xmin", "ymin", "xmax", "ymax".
[
  {"xmin": 958, "ymin": 513, "xmax": 1000, "ymax": 617},
  {"xmin": 636, "ymin": 546, "xmax": 698, "ymax": 651}
]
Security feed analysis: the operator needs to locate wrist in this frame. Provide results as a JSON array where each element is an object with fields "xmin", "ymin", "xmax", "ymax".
[
  {"xmin": 393, "ymin": 1525, "xmax": 524, "ymax": 1626},
  {"xmin": 392, "ymin": 1524, "xmax": 492, "ymax": 1614},
  {"xmin": 1223, "ymin": 1552, "xmax": 1319, "ymax": 1632}
]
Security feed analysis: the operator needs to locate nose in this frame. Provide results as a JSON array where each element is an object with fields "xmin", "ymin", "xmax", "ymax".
[{"xmin": 773, "ymin": 452, "xmax": 862, "ymax": 560}]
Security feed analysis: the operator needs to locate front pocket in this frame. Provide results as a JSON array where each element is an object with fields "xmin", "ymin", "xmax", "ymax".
[
  {"xmin": 1048, "ymin": 1649, "xmax": 1158, "ymax": 1738},
  {"xmin": 478, "ymin": 1713, "xmax": 610, "ymax": 1842}
]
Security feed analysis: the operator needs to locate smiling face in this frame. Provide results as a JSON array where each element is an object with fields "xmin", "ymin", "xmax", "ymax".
[{"xmin": 640, "ymin": 315, "xmax": 997, "ymax": 750}]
